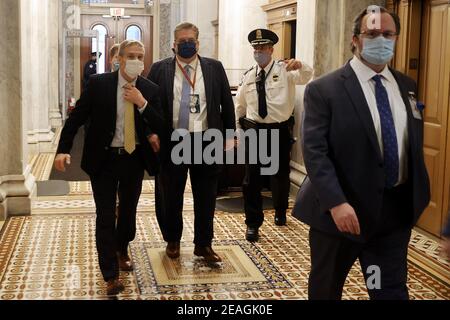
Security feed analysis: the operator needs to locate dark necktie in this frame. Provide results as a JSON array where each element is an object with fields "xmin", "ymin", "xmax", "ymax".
[
  {"xmin": 372, "ymin": 75, "xmax": 399, "ymax": 188},
  {"xmin": 257, "ymin": 69, "xmax": 268, "ymax": 119}
]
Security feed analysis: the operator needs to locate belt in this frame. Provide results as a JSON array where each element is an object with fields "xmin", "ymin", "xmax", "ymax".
[
  {"xmin": 109, "ymin": 147, "xmax": 130, "ymax": 155},
  {"xmin": 240, "ymin": 117, "xmax": 294, "ymax": 130}
]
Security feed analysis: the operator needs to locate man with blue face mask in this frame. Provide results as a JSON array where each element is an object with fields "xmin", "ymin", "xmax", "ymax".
[
  {"xmin": 54, "ymin": 40, "xmax": 165, "ymax": 296},
  {"xmin": 235, "ymin": 29, "xmax": 313, "ymax": 242},
  {"xmin": 148, "ymin": 22, "xmax": 235, "ymax": 263},
  {"xmin": 293, "ymin": 6, "xmax": 430, "ymax": 300}
]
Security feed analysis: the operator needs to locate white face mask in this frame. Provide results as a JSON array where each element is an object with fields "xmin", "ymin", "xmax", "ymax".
[{"xmin": 124, "ymin": 59, "xmax": 144, "ymax": 79}]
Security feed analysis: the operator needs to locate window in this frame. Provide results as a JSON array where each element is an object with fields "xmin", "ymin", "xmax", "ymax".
[
  {"xmin": 91, "ymin": 24, "xmax": 108, "ymax": 74},
  {"xmin": 126, "ymin": 25, "xmax": 142, "ymax": 41}
]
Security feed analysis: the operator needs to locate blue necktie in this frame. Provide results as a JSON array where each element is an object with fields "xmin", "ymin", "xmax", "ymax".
[
  {"xmin": 178, "ymin": 65, "xmax": 191, "ymax": 130},
  {"xmin": 372, "ymin": 75, "xmax": 399, "ymax": 188}
]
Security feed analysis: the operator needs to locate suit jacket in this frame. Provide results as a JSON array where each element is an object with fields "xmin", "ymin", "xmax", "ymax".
[
  {"xmin": 147, "ymin": 56, "xmax": 236, "ymax": 161},
  {"xmin": 57, "ymin": 71, "xmax": 165, "ymax": 176},
  {"xmin": 292, "ymin": 62, "xmax": 430, "ymax": 242}
]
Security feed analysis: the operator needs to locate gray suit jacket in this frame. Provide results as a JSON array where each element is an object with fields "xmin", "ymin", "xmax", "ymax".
[{"xmin": 293, "ymin": 62, "xmax": 430, "ymax": 242}]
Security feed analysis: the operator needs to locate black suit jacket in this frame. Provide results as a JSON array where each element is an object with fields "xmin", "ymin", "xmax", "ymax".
[
  {"xmin": 147, "ymin": 56, "xmax": 236, "ymax": 161},
  {"xmin": 57, "ymin": 71, "xmax": 165, "ymax": 176},
  {"xmin": 293, "ymin": 62, "xmax": 430, "ymax": 242}
]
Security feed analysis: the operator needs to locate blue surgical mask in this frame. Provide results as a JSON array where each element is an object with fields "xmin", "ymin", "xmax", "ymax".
[
  {"xmin": 361, "ymin": 36, "xmax": 395, "ymax": 65},
  {"xmin": 177, "ymin": 41, "xmax": 197, "ymax": 59},
  {"xmin": 254, "ymin": 52, "xmax": 271, "ymax": 67}
]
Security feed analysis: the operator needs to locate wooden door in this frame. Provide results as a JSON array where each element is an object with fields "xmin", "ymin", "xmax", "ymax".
[
  {"xmin": 392, "ymin": 0, "xmax": 450, "ymax": 237},
  {"xmin": 416, "ymin": 0, "xmax": 450, "ymax": 236},
  {"xmin": 80, "ymin": 14, "xmax": 153, "ymax": 90}
]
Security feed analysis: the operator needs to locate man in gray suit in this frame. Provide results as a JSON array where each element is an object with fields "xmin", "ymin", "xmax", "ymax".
[{"xmin": 293, "ymin": 6, "xmax": 430, "ymax": 300}]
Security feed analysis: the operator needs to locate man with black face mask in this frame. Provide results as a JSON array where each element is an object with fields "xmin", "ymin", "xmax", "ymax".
[
  {"xmin": 293, "ymin": 6, "xmax": 430, "ymax": 300},
  {"xmin": 235, "ymin": 29, "xmax": 313, "ymax": 242},
  {"xmin": 148, "ymin": 22, "xmax": 235, "ymax": 263}
]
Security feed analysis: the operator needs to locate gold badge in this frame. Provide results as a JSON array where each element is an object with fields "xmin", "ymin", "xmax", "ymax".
[
  {"xmin": 273, "ymin": 75, "xmax": 279, "ymax": 82},
  {"xmin": 256, "ymin": 29, "xmax": 262, "ymax": 40}
]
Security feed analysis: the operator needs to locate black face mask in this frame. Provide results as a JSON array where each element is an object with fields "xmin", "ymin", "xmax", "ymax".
[{"xmin": 177, "ymin": 41, "xmax": 197, "ymax": 59}]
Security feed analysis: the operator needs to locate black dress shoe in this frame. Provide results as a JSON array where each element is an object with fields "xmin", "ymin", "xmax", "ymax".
[
  {"xmin": 274, "ymin": 211, "xmax": 287, "ymax": 226},
  {"xmin": 166, "ymin": 241, "xmax": 180, "ymax": 259},
  {"xmin": 246, "ymin": 227, "xmax": 259, "ymax": 242},
  {"xmin": 193, "ymin": 246, "xmax": 222, "ymax": 263}
]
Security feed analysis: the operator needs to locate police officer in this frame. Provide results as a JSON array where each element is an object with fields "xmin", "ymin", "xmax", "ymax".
[
  {"xmin": 235, "ymin": 29, "xmax": 313, "ymax": 242},
  {"xmin": 83, "ymin": 52, "xmax": 102, "ymax": 90}
]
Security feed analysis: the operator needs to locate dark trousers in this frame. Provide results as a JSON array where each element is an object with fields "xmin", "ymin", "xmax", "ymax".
[
  {"xmin": 90, "ymin": 150, "xmax": 144, "ymax": 281},
  {"xmin": 155, "ymin": 133, "xmax": 221, "ymax": 247},
  {"xmin": 243, "ymin": 126, "xmax": 292, "ymax": 228},
  {"xmin": 308, "ymin": 183, "xmax": 413, "ymax": 300}
]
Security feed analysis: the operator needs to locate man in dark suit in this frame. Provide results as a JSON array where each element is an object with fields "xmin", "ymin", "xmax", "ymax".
[
  {"xmin": 55, "ymin": 40, "xmax": 164, "ymax": 295},
  {"xmin": 147, "ymin": 22, "xmax": 235, "ymax": 263},
  {"xmin": 83, "ymin": 52, "xmax": 101, "ymax": 91},
  {"xmin": 293, "ymin": 6, "xmax": 430, "ymax": 300}
]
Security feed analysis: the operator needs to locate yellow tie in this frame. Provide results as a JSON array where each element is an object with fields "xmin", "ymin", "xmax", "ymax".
[{"xmin": 124, "ymin": 99, "xmax": 136, "ymax": 154}]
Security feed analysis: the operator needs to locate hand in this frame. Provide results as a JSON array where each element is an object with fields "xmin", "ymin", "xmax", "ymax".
[
  {"xmin": 330, "ymin": 202, "xmax": 361, "ymax": 235},
  {"xmin": 224, "ymin": 138, "xmax": 236, "ymax": 151},
  {"xmin": 441, "ymin": 238, "xmax": 450, "ymax": 260},
  {"xmin": 148, "ymin": 134, "xmax": 160, "ymax": 153},
  {"xmin": 284, "ymin": 59, "xmax": 302, "ymax": 71},
  {"xmin": 54, "ymin": 154, "xmax": 71, "ymax": 172},
  {"xmin": 123, "ymin": 84, "xmax": 147, "ymax": 108}
]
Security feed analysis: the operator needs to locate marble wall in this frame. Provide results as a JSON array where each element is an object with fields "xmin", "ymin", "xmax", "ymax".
[
  {"xmin": 0, "ymin": 0, "xmax": 35, "ymax": 220},
  {"xmin": 218, "ymin": 0, "xmax": 269, "ymax": 87},
  {"xmin": 160, "ymin": 0, "xmax": 174, "ymax": 60},
  {"xmin": 313, "ymin": 0, "xmax": 386, "ymax": 77}
]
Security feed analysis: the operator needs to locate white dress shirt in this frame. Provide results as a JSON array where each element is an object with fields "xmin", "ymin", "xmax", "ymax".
[
  {"xmin": 111, "ymin": 72, "xmax": 147, "ymax": 147},
  {"xmin": 235, "ymin": 59, "xmax": 313, "ymax": 128},
  {"xmin": 173, "ymin": 56, "xmax": 208, "ymax": 132},
  {"xmin": 350, "ymin": 56, "xmax": 409, "ymax": 185}
]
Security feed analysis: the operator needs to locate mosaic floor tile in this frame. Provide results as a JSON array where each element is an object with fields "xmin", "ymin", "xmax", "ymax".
[{"xmin": 0, "ymin": 176, "xmax": 449, "ymax": 300}]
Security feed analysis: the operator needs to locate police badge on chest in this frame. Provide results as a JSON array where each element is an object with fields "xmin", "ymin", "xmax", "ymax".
[{"xmin": 190, "ymin": 94, "xmax": 200, "ymax": 114}]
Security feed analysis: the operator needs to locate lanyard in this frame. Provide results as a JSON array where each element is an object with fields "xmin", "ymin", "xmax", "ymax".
[
  {"xmin": 256, "ymin": 61, "xmax": 275, "ymax": 83},
  {"xmin": 176, "ymin": 58, "xmax": 198, "ymax": 91}
]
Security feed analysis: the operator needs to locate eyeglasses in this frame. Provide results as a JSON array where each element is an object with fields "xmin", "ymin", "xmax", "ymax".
[{"xmin": 359, "ymin": 30, "xmax": 398, "ymax": 39}]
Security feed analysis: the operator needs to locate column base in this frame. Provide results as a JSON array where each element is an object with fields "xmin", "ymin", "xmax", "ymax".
[
  {"xmin": 49, "ymin": 108, "xmax": 62, "ymax": 128},
  {"xmin": 0, "ymin": 166, "xmax": 36, "ymax": 220},
  {"xmin": 28, "ymin": 127, "xmax": 56, "ymax": 154}
]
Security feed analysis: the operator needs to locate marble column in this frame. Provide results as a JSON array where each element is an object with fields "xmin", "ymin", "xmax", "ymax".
[
  {"xmin": 160, "ymin": 0, "xmax": 174, "ymax": 59},
  {"xmin": 26, "ymin": 0, "xmax": 55, "ymax": 157},
  {"xmin": 48, "ymin": 0, "xmax": 62, "ymax": 128},
  {"xmin": 218, "ymin": 0, "xmax": 268, "ymax": 87},
  {"xmin": 0, "ymin": 0, "xmax": 35, "ymax": 220}
]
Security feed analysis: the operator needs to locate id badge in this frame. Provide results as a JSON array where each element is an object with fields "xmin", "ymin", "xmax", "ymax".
[
  {"xmin": 190, "ymin": 94, "xmax": 200, "ymax": 114},
  {"xmin": 408, "ymin": 92, "xmax": 422, "ymax": 120}
]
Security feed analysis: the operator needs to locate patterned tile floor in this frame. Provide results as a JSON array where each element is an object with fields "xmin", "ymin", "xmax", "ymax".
[{"xmin": 0, "ymin": 181, "xmax": 449, "ymax": 300}]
